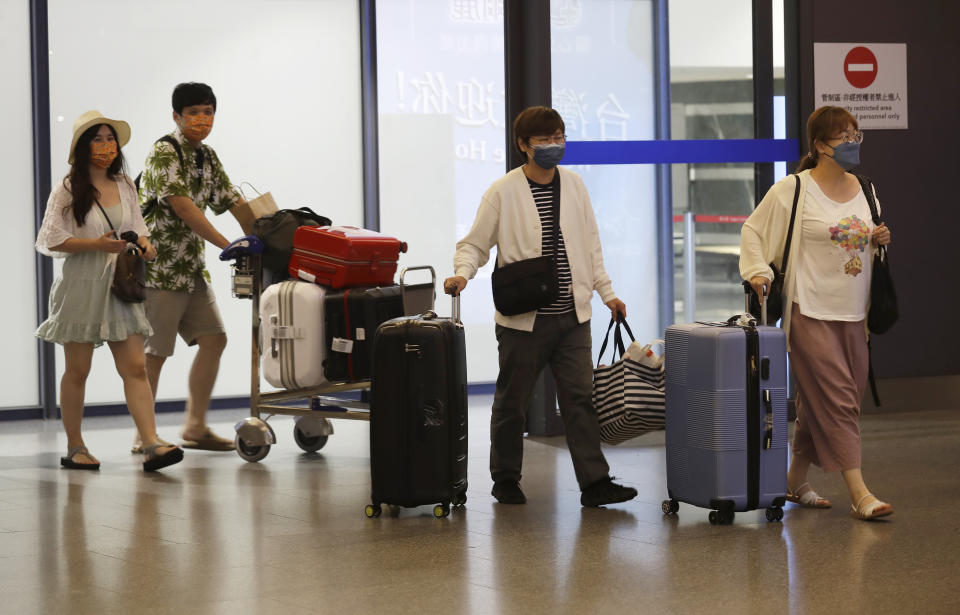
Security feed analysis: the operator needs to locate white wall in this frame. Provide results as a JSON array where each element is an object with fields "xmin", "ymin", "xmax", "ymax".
[
  {"xmin": 0, "ymin": 0, "xmax": 40, "ymax": 409},
  {"xmin": 46, "ymin": 0, "xmax": 362, "ymax": 404}
]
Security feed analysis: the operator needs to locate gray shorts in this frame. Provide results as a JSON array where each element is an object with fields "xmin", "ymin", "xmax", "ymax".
[{"xmin": 144, "ymin": 277, "xmax": 225, "ymax": 357}]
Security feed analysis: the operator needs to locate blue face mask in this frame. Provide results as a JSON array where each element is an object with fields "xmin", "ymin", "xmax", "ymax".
[
  {"xmin": 531, "ymin": 144, "xmax": 565, "ymax": 169},
  {"xmin": 828, "ymin": 141, "xmax": 860, "ymax": 170}
]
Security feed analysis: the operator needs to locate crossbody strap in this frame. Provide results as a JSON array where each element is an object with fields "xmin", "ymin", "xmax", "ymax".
[
  {"xmin": 779, "ymin": 174, "xmax": 801, "ymax": 274},
  {"xmin": 95, "ymin": 199, "xmax": 115, "ymax": 233},
  {"xmin": 550, "ymin": 172, "xmax": 560, "ymax": 265},
  {"xmin": 855, "ymin": 174, "xmax": 882, "ymax": 226}
]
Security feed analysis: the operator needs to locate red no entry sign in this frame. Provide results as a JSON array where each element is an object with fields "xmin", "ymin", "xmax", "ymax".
[{"xmin": 844, "ymin": 46, "xmax": 878, "ymax": 88}]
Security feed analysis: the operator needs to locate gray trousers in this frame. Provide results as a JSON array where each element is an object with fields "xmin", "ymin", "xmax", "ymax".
[{"xmin": 491, "ymin": 312, "xmax": 610, "ymax": 490}]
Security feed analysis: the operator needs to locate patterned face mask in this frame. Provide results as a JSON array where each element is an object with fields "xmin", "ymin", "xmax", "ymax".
[
  {"xmin": 182, "ymin": 114, "xmax": 213, "ymax": 142},
  {"xmin": 90, "ymin": 141, "xmax": 118, "ymax": 169}
]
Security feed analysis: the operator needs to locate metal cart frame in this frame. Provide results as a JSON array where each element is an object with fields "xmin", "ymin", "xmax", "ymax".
[{"xmin": 228, "ymin": 253, "xmax": 435, "ymax": 462}]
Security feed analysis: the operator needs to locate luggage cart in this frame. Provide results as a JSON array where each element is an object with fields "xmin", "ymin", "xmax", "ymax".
[{"xmin": 221, "ymin": 239, "xmax": 436, "ymax": 463}]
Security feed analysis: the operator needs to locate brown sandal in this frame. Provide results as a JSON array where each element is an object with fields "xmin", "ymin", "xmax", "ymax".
[{"xmin": 181, "ymin": 428, "xmax": 235, "ymax": 451}]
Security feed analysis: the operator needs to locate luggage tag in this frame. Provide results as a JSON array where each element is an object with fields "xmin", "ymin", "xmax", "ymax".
[{"xmin": 331, "ymin": 337, "xmax": 354, "ymax": 354}]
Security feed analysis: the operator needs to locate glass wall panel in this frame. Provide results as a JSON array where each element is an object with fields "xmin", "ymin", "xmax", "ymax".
[
  {"xmin": 1, "ymin": 0, "xmax": 40, "ymax": 409},
  {"xmin": 47, "ymin": 0, "xmax": 362, "ymax": 403},
  {"xmin": 377, "ymin": 0, "xmax": 506, "ymax": 383},
  {"xmin": 669, "ymin": 0, "xmax": 766, "ymax": 323},
  {"xmin": 551, "ymin": 0, "xmax": 659, "ymax": 351}
]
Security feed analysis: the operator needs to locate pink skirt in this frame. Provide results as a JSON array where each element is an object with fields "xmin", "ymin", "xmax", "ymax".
[{"xmin": 788, "ymin": 304, "xmax": 869, "ymax": 472}]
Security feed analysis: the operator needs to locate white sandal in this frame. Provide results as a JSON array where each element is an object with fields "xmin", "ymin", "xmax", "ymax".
[
  {"xmin": 851, "ymin": 494, "xmax": 893, "ymax": 520},
  {"xmin": 786, "ymin": 482, "xmax": 832, "ymax": 508}
]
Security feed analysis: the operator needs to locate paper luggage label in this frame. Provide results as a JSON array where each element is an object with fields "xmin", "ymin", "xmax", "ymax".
[{"xmin": 331, "ymin": 337, "xmax": 354, "ymax": 354}]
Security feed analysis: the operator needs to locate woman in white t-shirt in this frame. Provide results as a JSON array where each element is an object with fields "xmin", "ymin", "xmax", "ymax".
[
  {"xmin": 36, "ymin": 111, "xmax": 184, "ymax": 473},
  {"xmin": 740, "ymin": 106, "xmax": 893, "ymax": 520}
]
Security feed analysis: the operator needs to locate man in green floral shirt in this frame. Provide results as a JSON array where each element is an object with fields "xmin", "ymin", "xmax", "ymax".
[{"xmin": 138, "ymin": 82, "xmax": 245, "ymax": 452}]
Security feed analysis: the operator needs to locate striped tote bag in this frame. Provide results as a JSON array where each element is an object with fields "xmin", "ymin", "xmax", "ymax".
[{"xmin": 592, "ymin": 318, "xmax": 666, "ymax": 445}]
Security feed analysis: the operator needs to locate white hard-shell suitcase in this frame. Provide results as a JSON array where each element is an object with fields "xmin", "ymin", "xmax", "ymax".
[{"xmin": 259, "ymin": 280, "xmax": 328, "ymax": 389}]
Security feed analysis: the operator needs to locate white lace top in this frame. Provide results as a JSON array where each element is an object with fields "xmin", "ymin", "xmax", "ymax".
[{"xmin": 35, "ymin": 175, "xmax": 148, "ymax": 258}]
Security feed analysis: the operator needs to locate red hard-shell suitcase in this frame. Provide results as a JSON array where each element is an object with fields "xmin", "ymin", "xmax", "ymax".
[{"xmin": 288, "ymin": 226, "xmax": 407, "ymax": 289}]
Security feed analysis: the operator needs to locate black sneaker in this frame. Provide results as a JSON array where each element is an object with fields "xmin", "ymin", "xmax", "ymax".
[
  {"xmin": 580, "ymin": 478, "xmax": 638, "ymax": 507},
  {"xmin": 492, "ymin": 481, "xmax": 527, "ymax": 504}
]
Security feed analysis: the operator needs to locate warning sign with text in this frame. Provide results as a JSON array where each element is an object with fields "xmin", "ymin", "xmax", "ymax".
[{"xmin": 814, "ymin": 43, "xmax": 908, "ymax": 129}]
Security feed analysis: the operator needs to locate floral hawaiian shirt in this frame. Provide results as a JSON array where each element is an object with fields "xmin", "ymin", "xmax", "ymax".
[{"xmin": 139, "ymin": 128, "xmax": 239, "ymax": 292}]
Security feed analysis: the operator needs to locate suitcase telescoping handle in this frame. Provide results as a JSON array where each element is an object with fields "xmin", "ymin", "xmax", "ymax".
[
  {"xmin": 442, "ymin": 277, "xmax": 462, "ymax": 325},
  {"xmin": 742, "ymin": 280, "xmax": 768, "ymax": 326},
  {"xmin": 451, "ymin": 291, "xmax": 460, "ymax": 324}
]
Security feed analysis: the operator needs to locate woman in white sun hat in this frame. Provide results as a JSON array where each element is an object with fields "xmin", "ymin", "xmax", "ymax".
[{"xmin": 35, "ymin": 110, "xmax": 183, "ymax": 472}]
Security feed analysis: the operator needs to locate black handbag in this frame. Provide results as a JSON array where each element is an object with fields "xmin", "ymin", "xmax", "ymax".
[
  {"xmin": 97, "ymin": 202, "xmax": 146, "ymax": 303},
  {"xmin": 253, "ymin": 207, "xmax": 332, "ymax": 280},
  {"xmin": 491, "ymin": 178, "xmax": 560, "ymax": 316},
  {"xmin": 856, "ymin": 175, "xmax": 898, "ymax": 334},
  {"xmin": 748, "ymin": 174, "xmax": 800, "ymax": 323}
]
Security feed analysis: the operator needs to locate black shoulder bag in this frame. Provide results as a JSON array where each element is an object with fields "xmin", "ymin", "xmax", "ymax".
[
  {"xmin": 96, "ymin": 201, "xmax": 146, "ymax": 303},
  {"xmin": 856, "ymin": 175, "xmax": 898, "ymax": 335},
  {"xmin": 253, "ymin": 207, "xmax": 333, "ymax": 280},
  {"xmin": 490, "ymin": 177, "xmax": 560, "ymax": 316},
  {"xmin": 748, "ymin": 174, "xmax": 800, "ymax": 323}
]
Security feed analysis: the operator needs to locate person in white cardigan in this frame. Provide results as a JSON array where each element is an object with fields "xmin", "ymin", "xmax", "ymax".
[
  {"xmin": 35, "ymin": 111, "xmax": 184, "ymax": 473},
  {"xmin": 740, "ymin": 106, "xmax": 893, "ymax": 520},
  {"xmin": 444, "ymin": 106, "xmax": 637, "ymax": 508}
]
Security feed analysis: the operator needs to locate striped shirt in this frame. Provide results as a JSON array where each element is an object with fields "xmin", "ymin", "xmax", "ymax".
[{"xmin": 528, "ymin": 176, "xmax": 575, "ymax": 315}]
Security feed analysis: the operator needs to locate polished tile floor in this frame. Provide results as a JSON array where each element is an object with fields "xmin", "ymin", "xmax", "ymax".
[{"xmin": 0, "ymin": 398, "xmax": 958, "ymax": 615}]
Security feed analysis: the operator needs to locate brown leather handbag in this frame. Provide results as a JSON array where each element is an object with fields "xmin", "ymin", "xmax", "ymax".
[{"xmin": 97, "ymin": 202, "xmax": 146, "ymax": 303}]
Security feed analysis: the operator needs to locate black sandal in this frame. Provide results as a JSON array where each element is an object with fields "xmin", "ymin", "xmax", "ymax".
[
  {"xmin": 142, "ymin": 443, "xmax": 184, "ymax": 472},
  {"xmin": 60, "ymin": 445, "xmax": 100, "ymax": 470}
]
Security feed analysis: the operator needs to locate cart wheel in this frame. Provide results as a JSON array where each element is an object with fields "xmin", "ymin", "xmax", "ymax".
[
  {"xmin": 662, "ymin": 499, "xmax": 679, "ymax": 515},
  {"xmin": 293, "ymin": 424, "xmax": 328, "ymax": 452},
  {"xmin": 365, "ymin": 504, "xmax": 382, "ymax": 518},
  {"xmin": 720, "ymin": 510, "xmax": 736, "ymax": 525},
  {"xmin": 453, "ymin": 492, "xmax": 467, "ymax": 506},
  {"xmin": 708, "ymin": 510, "xmax": 718, "ymax": 525},
  {"xmin": 235, "ymin": 435, "xmax": 270, "ymax": 462},
  {"xmin": 433, "ymin": 504, "xmax": 450, "ymax": 519},
  {"xmin": 765, "ymin": 506, "xmax": 784, "ymax": 522}
]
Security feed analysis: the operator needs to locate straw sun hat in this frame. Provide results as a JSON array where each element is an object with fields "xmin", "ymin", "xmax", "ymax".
[{"xmin": 68, "ymin": 110, "xmax": 131, "ymax": 164}]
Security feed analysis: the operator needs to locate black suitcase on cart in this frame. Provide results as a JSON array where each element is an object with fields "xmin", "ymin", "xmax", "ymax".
[
  {"xmin": 323, "ymin": 285, "xmax": 404, "ymax": 382},
  {"xmin": 366, "ymin": 295, "xmax": 468, "ymax": 518}
]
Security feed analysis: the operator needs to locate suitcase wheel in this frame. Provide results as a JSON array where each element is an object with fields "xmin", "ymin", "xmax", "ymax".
[
  {"xmin": 765, "ymin": 506, "xmax": 784, "ymax": 522},
  {"xmin": 709, "ymin": 510, "xmax": 735, "ymax": 525},
  {"xmin": 433, "ymin": 504, "xmax": 450, "ymax": 519},
  {"xmin": 452, "ymin": 491, "xmax": 467, "ymax": 507},
  {"xmin": 661, "ymin": 499, "xmax": 679, "ymax": 515},
  {"xmin": 365, "ymin": 504, "xmax": 382, "ymax": 518}
]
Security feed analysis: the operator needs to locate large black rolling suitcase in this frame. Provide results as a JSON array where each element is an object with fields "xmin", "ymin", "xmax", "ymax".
[
  {"xmin": 323, "ymin": 285, "xmax": 404, "ymax": 382},
  {"xmin": 366, "ymin": 294, "xmax": 468, "ymax": 519}
]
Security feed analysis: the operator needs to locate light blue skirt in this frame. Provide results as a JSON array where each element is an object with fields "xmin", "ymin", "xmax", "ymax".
[{"xmin": 36, "ymin": 251, "xmax": 153, "ymax": 347}]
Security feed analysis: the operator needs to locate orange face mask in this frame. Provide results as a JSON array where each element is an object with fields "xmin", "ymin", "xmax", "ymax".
[
  {"xmin": 182, "ymin": 114, "xmax": 213, "ymax": 142},
  {"xmin": 90, "ymin": 141, "xmax": 118, "ymax": 169}
]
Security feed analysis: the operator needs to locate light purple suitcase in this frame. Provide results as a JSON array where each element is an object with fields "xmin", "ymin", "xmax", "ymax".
[{"xmin": 661, "ymin": 292, "xmax": 788, "ymax": 524}]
